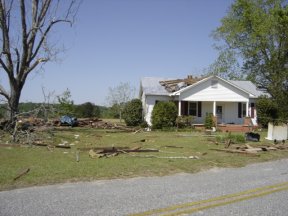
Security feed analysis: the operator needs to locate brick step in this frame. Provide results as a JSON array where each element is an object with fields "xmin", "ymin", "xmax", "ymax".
[{"xmin": 218, "ymin": 125, "xmax": 252, "ymax": 132}]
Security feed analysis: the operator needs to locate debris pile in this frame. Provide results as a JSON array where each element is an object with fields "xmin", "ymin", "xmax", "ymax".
[
  {"xmin": 7, "ymin": 117, "xmax": 137, "ymax": 132},
  {"xmin": 61, "ymin": 118, "xmax": 137, "ymax": 132}
]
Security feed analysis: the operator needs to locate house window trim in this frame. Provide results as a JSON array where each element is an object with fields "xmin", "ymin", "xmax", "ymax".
[
  {"xmin": 188, "ymin": 101, "xmax": 202, "ymax": 117},
  {"xmin": 188, "ymin": 102, "xmax": 197, "ymax": 116}
]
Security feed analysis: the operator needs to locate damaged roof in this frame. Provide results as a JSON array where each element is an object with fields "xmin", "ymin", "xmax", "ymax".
[
  {"xmin": 140, "ymin": 75, "xmax": 267, "ymax": 98},
  {"xmin": 140, "ymin": 75, "xmax": 205, "ymax": 96}
]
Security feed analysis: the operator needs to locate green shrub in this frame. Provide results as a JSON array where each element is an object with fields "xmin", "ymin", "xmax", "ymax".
[
  {"xmin": 216, "ymin": 133, "xmax": 246, "ymax": 144},
  {"xmin": 256, "ymin": 96, "xmax": 279, "ymax": 127},
  {"xmin": 140, "ymin": 121, "xmax": 148, "ymax": 128},
  {"xmin": 122, "ymin": 99, "xmax": 143, "ymax": 126},
  {"xmin": 176, "ymin": 115, "xmax": 193, "ymax": 128},
  {"xmin": 151, "ymin": 101, "xmax": 178, "ymax": 129},
  {"xmin": 205, "ymin": 113, "xmax": 214, "ymax": 129},
  {"xmin": 227, "ymin": 133, "xmax": 246, "ymax": 143}
]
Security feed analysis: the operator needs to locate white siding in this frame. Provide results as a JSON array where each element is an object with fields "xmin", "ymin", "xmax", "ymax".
[
  {"xmin": 143, "ymin": 95, "xmax": 170, "ymax": 126},
  {"xmin": 180, "ymin": 79, "xmax": 249, "ymax": 102},
  {"xmin": 192, "ymin": 102, "xmax": 245, "ymax": 125},
  {"xmin": 192, "ymin": 102, "xmax": 212, "ymax": 124}
]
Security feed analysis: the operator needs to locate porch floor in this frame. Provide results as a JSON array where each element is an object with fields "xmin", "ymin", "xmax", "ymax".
[{"xmin": 193, "ymin": 124, "xmax": 257, "ymax": 132}]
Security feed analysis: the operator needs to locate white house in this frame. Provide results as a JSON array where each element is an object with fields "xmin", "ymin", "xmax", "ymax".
[{"xmin": 139, "ymin": 75, "xmax": 267, "ymax": 130}]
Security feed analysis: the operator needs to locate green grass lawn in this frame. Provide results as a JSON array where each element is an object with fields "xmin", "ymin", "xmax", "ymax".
[{"xmin": 0, "ymin": 127, "xmax": 287, "ymax": 191}]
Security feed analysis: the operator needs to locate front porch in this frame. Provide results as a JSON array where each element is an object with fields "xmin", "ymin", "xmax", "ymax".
[{"xmin": 175, "ymin": 100, "xmax": 257, "ymax": 132}]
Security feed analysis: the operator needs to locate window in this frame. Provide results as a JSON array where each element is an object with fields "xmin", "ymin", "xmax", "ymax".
[
  {"xmin": 238, "ymin": 102, "xmax": 247, "ymax": 118},
  {"xmin": 189, "ymin": 102, "xmax": 197, "ymax": 116},
  {"xmin": 211, "ymin": 80, "xmax": 218, "ymax": 88}
]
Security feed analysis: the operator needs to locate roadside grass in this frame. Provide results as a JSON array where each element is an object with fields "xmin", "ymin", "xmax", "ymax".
[{"xmin": 0, "ymin": 128, "xmax": 287, "ymax": 191}]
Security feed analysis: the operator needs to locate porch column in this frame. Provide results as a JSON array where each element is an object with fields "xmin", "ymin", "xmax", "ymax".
[
  {"xmin": 213, "ymin": 101, "xmax": 216, "ymax": 116},
  {"xmin": 178, "ymin": 100, "xmax": 181, "ymax": 116},
  {"xmin": 246, "ymin": 101, "xmax": 249, "ymax": 117}
]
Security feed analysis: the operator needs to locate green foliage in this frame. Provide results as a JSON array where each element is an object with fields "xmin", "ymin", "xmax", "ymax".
[
  {"xmin": 256, "ymin": 96, "xmax": 279, "ymax": 127},
  {"xmin": 57, "ymin": 89, "xmax": 75, "ymax": 116},
  {"xmin": 176, "ymin": 115, "xmax": 193, "ymax": 128},
  {"xmin": 0, "ymin": 104, "xmax": 7, "ymax": 118},
  {"xmin": 216, "ymin": 133, "xmax": 246, "ymax": 144},
  {"xmin": 140, "ymin": 121, "xmax": 148, "ymax": 128},
  {"xmin": 205, "ymin": 113, "xmax": 215, "ymax": 129},
  {"xmin": 151, "ymin": 101, "xmax": 178, "ymax": 129},
  {"xmin": 106, "ymin": 82, "xmax": 135, "ymax": 121},
  {"xmin": 205, "ymin": 47, "xmax": 242, "ymax": 80},
  {"xmin": 122, "ymin": 99, "xmax": 143, "ymax": 126},
  {"xmin": 107, "ymin": 104, "xmax": 121, "ymax": 119},
  {"xmin": 75, "ymin": 102, "xmax": 100, "ymax": 118},
  {"xmin": 214, "ymin": 0, "xmax": 288, "ymax": 119}
]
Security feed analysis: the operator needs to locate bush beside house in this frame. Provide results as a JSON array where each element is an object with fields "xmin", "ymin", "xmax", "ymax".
[
  {"xmin": 151, "ymin": 101, "xmax": 178, "ymax": 129},
  {"xmin": 123, "ymin": 99, "xmax": 143, "ymax": 126}
]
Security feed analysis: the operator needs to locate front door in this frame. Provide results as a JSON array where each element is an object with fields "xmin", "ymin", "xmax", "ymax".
[{"xmin": 216, "ymin": 106, "xmax": 223, "ymax": 124}]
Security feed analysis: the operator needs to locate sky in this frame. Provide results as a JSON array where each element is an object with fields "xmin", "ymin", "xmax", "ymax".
[{"xmin": 20, "ymin": 0, "xmax": 235, "ymax": 106}]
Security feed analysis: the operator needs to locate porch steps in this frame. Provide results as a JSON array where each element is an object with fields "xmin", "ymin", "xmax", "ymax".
[
  {"xmin": 193, "ymin": 123, "xmax": 257, "ymax": 132},
  {"xmin": 218, "ymin": 124, "xmax": 255, "ymax": 132}
]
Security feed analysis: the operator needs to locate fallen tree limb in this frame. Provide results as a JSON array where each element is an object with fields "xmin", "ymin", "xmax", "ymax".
[
  {"xmin": 14, "ymin": 168, "xmax": 30, "ymax": 181},
  {"xmin": 87, "ymin": 146, "xmax": 160, "ymax": 159},
  {"xmin": 163, "ymin": 145, "xmax": 184, "ymax": 148},
  {"xmin": 78, "ymin": 146, "xmax": 129, "ymax": 152}
]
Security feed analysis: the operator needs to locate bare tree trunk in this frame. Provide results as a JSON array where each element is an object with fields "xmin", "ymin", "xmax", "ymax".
[
  {"xmin": 9, "ymin": 87, "xmax": 21, "ymax": 121},
  {"xmin": 0, "ymin": 0, "xmax": 81, "ymax": 130}
]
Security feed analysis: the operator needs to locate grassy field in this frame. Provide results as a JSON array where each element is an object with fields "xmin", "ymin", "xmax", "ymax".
[{"xmin": 0, "ymin": 127, "xmax": 287, "ymax": 191}]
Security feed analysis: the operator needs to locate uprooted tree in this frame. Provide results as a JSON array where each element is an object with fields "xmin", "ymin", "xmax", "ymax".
[{"xmin": 0, "ymin": 0, "xmax": 81, "ymax": 128}]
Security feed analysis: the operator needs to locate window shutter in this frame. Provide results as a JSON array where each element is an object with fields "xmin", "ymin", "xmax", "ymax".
[
  {"xmin": 238, "ymin": 102, "xmax": 242, "ymax": 118},
  {"xmin": 251, "ymin": 103, "xmax": 255, "ymax": 118},
  {"xmin": 197, "ymin": 102, "xmax": 202, "ymax": 117}
]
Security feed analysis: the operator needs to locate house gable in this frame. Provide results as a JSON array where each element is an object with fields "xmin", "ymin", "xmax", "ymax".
[{"xmin": 177, "ymin": 76, "xmax": 250, "ymax": 102}]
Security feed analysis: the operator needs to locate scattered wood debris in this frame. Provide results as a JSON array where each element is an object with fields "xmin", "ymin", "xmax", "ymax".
[
  {"xmin": 163, "ymin": 145, "xmax": 184, "ymax": 149},
  {"xmin": 14, "ymin": 168, "xmax": 30, "ymax": 181},
  {"xmin": 129, "ymin": 155, "xmax": 199, "ymax": 159},
  {"xmin": 159, "ymin": 75, "xmax": 204, "ymax": 92},
  {"xmin": 211, "ymin": 148, "xmax": 260, "ymax": 157},
  {"xmin": 211, "ymin": 142, "xmax": 288, "ymax": 156},
  {"xmin": 55, "ymin": 145, "xmax": 71, "ymax": 149},
  {"xmin": 224, "ymin": 139, "xmax": 232, "ymax": 148},
  {"xmin": 75, "ymin": 118, "xmax": 137, "ymax": 132},
  {"xmin": 87, "ymin": 146, "xmax": 159, "ymax": 159}
]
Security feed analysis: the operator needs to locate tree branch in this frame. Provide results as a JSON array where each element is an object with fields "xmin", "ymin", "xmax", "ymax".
[
  {"xmin": 0, "ymin": 84, "xmax": 9, "ymax": 100},
  {"xmin": 19, "ymin": 0, "xmax": 28, "ymax": 78},
  {"xmin": 25, "ymin": 58, "xmax": 48, "ymax": 76},
  {"xmin": 29, "ymin": 19, "xmax": 70, "ymax": 64},
  {"xmin": 0, "ymin": 1, "xmax": 14, "ymax": 74}
]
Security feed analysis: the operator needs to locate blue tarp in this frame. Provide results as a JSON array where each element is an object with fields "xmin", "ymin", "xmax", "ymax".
[{"xmin": 60, "ymin": 115, "xmax": 78, "ymax": 127}]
